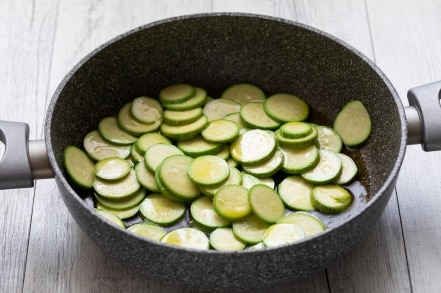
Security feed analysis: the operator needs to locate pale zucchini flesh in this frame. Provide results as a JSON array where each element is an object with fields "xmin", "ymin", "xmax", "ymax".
[
  {"xmin": 190, "ymin": 196, "xmax": 231, "ymax": 229},
  {"xmin": 92, "ymin": 169, "xmax": 140, "ymax": 200},
  {"xmin": 131, "ymin": 96, "xmax": 163, "ymax": 124},
  {"xmin": 248, "ymin": 184, "xmax": 285, "ymax": 224},
  {"xmin": 277, "ymin": 212, "xmax": 325, "ymax": 238},
  {"xmin": 232, "ymin": 213, "xmax": 270, "ymax": 244},
  {"xmin": 209, "ymin": 227, "xmax": 246, "ymax": 251},
  {"xmin": 230, "ymin": 129, "xmax": 277, "ymax": 164},
  {"xmin": 177, "ymin": 135, "xmax": 223, "ymax": 157},
  {"xmin": 240, "ymin": 102, "xmax": 280, "ymax": 130},
  {"xmin": 161, "ymin": 227, "xmax": 210, "ymax": 250},
  {"xmin": 94, "ymin": 157, "xmax": 131, "ymax": 181},
  {"xmin": 63, "ymin": 145, "xmax": 95, "ymax": 189},
  {"xmin": 162, "ymin": 87, "xmax": 207, "ymax": 111},
  {"xmin": 264, "ymin": 93, "xmax": 309, "ymax": 123},
  {"xmin": 127, "ymin": 222, "xmax": 166, "ymax": 241},
  {"xmin": 157, "ymin": 155, "xmax": 201, "ymax": 200},
  {"xmin": 333, "ymin": 100, "xmax": 371, "ymax": 147},
  {"xmin": 188, "ymin": 155, "xmax": 230, "ymax": 186},
  {"xmin": 144, "ymin": 143, "xmax": 183, "ymax": 172},
  {"xmin": 159, "ymin": 83, "xmax": 196, "ymax": 105},
  {"xmin": 213, "ymin": 185, "xmax": 251, "ymax": 221},
  {"xmin": 301, "ymin": 149, "xmax": 342, "ymax": 184},
  {"xmin": 203, "ymin": 98, "xmax": 241, "ymax": 121},
  {"xmin": 263, "ymin": 223, "xmax": 305, "ymax": 247},
  {"xmin": 311, "ymin": 184, "xmax": 354, "ymax": 214},
  {"xmin": 278, "ymin": 175, "xmax": 315, "ymax": 211},
  {"xmin": 139, "ymin": 193, "xmax": 186, "ymax": 225},
  {"xmin": 201, "ymin": 119, "xmax": 240, "ymax": 143},
  {"xmin": 220, "ymin": 83, "xmax": 266, "ymax": 105},
  {"xmin": 83, "ymin": 130, "xmax": 131, "ymax": 161},
  {"xmin": 98, "ymin": 116, "xmax": 137, "ymax": 145},
  {"xmin": 117, "ymin": 102, "xmax": 161, "ymax": 136},
  {"xmin": 279, "ymin": 144, "xmax": 320, "ymax": 174}
]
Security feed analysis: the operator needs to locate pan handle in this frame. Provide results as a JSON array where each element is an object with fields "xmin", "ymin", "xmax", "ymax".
[
  {"xmin": 0, "ymin": 120, "xmax": 54, "ymax": 190},
  {"xmin": 406, "ymin": 80, "xmax": 441, "ymax": 151}
]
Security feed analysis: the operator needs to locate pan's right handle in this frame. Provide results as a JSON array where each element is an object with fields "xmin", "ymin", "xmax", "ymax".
[
  {"xmin": 406, "ymin": 80, "xmax": 441, "ymax": 151},
  {"xmin": 0, "ymin": 120, "xmax": 54, "ymax": 190}
]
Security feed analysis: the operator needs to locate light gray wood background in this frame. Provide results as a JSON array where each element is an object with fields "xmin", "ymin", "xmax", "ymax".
[{"xmin": 1, "ymin": 0, "xmax": 440, "ymax": 292}]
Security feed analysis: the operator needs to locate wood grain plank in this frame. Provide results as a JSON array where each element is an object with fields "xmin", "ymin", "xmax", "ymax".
[
  {"xmin": 367, "ymin": 0, "xmax": 441, "ymax": 292},
  {"xmin": 0, "ymin": 1, "xmax": 58, "ymax": 293}
]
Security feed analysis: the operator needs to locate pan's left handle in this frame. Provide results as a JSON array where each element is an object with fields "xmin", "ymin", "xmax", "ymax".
[
  {"xmin": 0, "ymin": 120, "xmax": 54, "ymax": 190},
  {"xmin": 406, "ymin": 80, "xmax": 441, "ymax": 151}
]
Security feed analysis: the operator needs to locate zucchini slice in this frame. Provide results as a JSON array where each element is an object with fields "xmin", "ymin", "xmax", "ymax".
[
  {"xmin": 311, "ymin": 184, "xmax": 354, "ymax": 214},
  {"xmin": 161, "ymin": 227, "xmax": 210, "ymax": 250},
  {"xmin": 262, "ymin": 223, "xmax": 305, "ymax": 247},
  {"xmin": 203, "ymin": 98, "xmax": 241, "ymax": 121},
  {"xmin": 160, "ymin": 115, "xmax": 208, "ymax": 141},
  {"xmin": 275, "ymin": 126, "xmax": 318, "ymax": 148},
  {"xmin": 209, "ymin": 227, "xmax": 246, "ymax": 251},
  {"xmin": 316, "ymin": 125, "xmax": 343, "ymax": 153},
  {"xmin": 83, "ymin": 130, "xmax": 131, "ymax": 161},
  {"xmin": 334, "ymin": 153, "xmax": 358, "ymax": 185},
  {"xmin": 139, "ymin": 193, "xmax": 186, "ymax": 225},
  {"xmin": 117, "ymin": 103, "xmax": 161, "ymax": 136},
  {"xmin": 177, "ymin": 135, "xmax": 223, "ymax": 157},
  {"xmin": 159, "ymin": 83, "xmax": 195, "ymax": 105},
  {"xmin": 96, "ymin": 202, "xmax": 140, "ymax": 220},
  {"xmin": 135, "ymin": 161, "xmax": 159, "ymax": 192},
  {"xmin": 232, "ymin": 213, "xmax": 270, "ymax": 244},
  {"xmin": 188, "ymin": 155, "xmax": 230, "ymax": 187},
  {"xmin": 98, "ymin": 116, "xmax": 137, "ymax": 145},
  {"xmin": 94, "ymin": 187, "xmax": 145, "ymax": 210},
  {"xmin": 240, "ymin": 102, "xmax": 280, "ymax": 130},
  {"xmin": 264, "ymin": 93, "xmax": 309, "ymax": 123},
  {"xmin": 242, "ymin": 149, "xmax": 284, "ymax": 178},
  {"xmin": 278, "ymin": 175, "xmax": 314, "ymax": 211},
  {"xmin": 220, "ymin": 83, "xmax": 266, "ymax": 105},
  {"xmin": 135, "ymin": 132, "xmax": 171, "ymax": 153},
  {"xmin": 95, "ymin": 209, "xmax": 126, "ymax": 228},
  {"xmin": 277, "ymin": 212, "xmax": 326, "ymax": 237},
  {"xmin": 163, "ymin": 87, "xmax": 207, "ymax": 111},
  {"xmin": 95, "ymin": 157, "xmax": 131, "ymax": 181},
  {"xmin": 144, "ymin": 143, "xmax": 183, "ymax": 172},
  {"xmin": 279, "ymin": 121, "xmax": 313, "ymax": 139},
  {"xmin": 92, "ymin": 169, "xmax": 140, "ymax": 200},
  {"xmin": 127, "ymin": 222, "xmax": 166, "ymax": 241},
  {"xmin": 130, "ymin": 96, "xmax": 163, "ymax": 124},
  {"xmin": 301, "ymin": 149, "xmax": 342, "ymax": 184},
  {"xmin": 248, "ymin": 184, "xmax": 285, "ymax": 224},
  {"xmin": 190, "ymin": 196, "xmax": 231, "ymax": 229},
  {"xmin": 199, "ymin": 166, "xmax": 242, "ymax": 197},
  {"xmin": 163, "ymin": 107, "xmax": 204, "ymax": 126},
  {"xmin": 63, "ymin": 145, "xmax": 95, "ymax": 189},
  {"xmin": 157, "ymin": 155, "xmax": 201, "ymax": 201},
  {"xmin": 213, "ymin": 185, "xmax": 251, "ymax": 221},
  {"xmin": 333, "ymin": 100, "xmax": 371, "ymax": 147},
  {"xmin": 279, "ymin": 144, "xmax": 320, "ymax": 174},
  {"xmin": 201, "ymin": 119, "xmax": 240, "ymax": 143},
  {"xmin": 230, "ymin": 129, "xmax": 277, "ymax": 164}
]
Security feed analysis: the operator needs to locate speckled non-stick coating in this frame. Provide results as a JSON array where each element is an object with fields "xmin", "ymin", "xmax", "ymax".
[{"xmin": 45, "ymin": 13, "xmax": 407, "ymax": 291}]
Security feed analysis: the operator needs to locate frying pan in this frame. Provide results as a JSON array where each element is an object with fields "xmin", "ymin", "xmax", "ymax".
[{"xmin": 1, "ymin": 13, "xmax": 440, "ymax": 291}]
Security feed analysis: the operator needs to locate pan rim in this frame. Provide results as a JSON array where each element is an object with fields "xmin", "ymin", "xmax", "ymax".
[{"xmin": 45, "ymin": 12, "xmax": 408, "ymax": 253}]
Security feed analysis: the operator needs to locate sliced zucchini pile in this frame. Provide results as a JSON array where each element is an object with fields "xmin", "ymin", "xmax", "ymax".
[{"xmin": 63, "ymin": 82, "xmax": 371, "ymax": 251}]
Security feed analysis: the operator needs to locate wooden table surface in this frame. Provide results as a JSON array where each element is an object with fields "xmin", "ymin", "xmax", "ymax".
[{"xmin": 1, "ymin": 0, "xmax": 441, "ymax": 292}]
